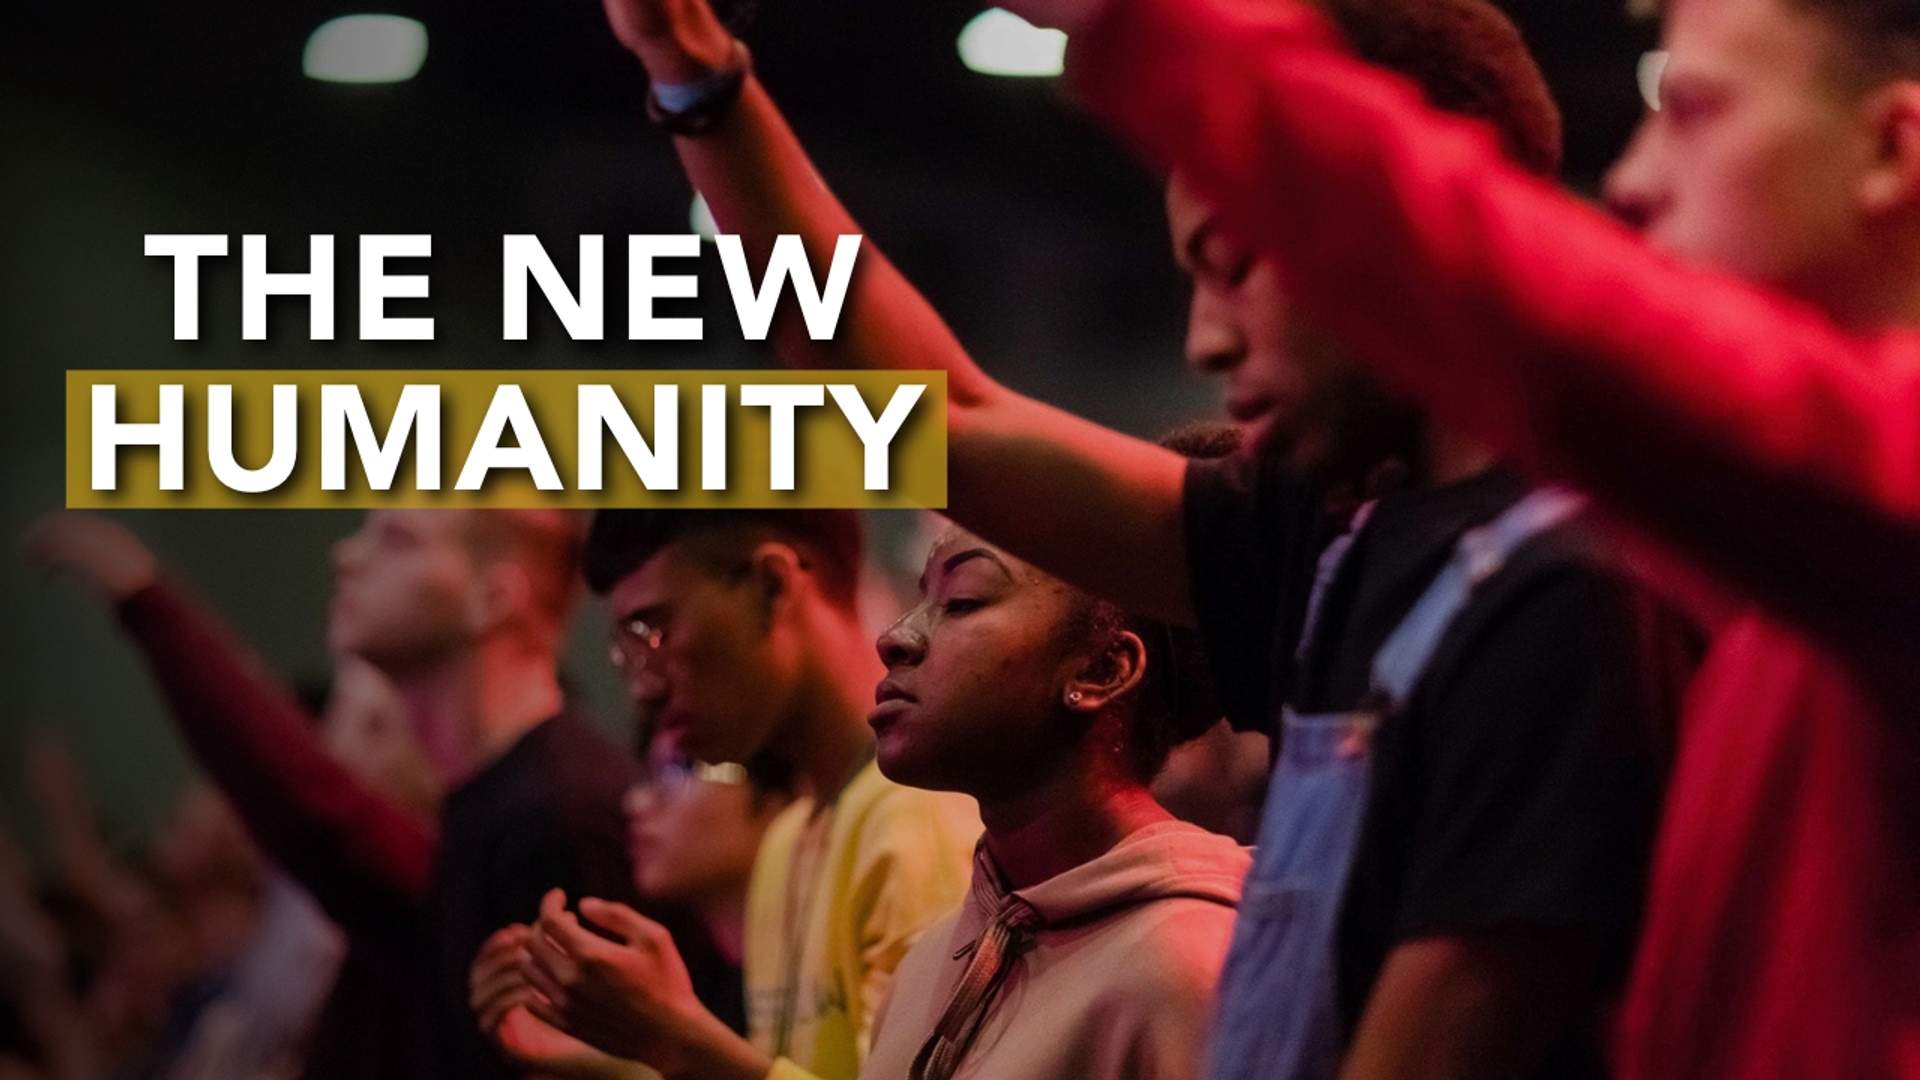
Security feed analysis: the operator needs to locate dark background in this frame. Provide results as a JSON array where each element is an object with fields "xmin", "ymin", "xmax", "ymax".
[{"xmin": 0, "ymin": 0, "xmax": 1654, "ymax": 850}]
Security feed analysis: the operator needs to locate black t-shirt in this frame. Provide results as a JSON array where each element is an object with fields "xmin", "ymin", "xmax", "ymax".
[
  {"xmin": 1185, "ymin": 453, "xmax": 1695, "ymax": 1078},
  {"xmin": 428, "ymin": 713, "xmax": 745, "ymax": 1078}
]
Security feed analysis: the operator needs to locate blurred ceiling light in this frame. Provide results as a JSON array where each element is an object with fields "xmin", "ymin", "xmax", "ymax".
[
  {"xmin": 957, "ymin": 9, "xmax": 1067, "ymax": 78},
  {"xmin": 303, "ymin": 15, "xmax": 429, "ymax": 84},
  {"xmin": 1637, "ymin": 49, "xmax": 1670, "ymax": 112},
  {"xmin": 690, "ymin": 194, "xmax": 718, "ymax": 240}
]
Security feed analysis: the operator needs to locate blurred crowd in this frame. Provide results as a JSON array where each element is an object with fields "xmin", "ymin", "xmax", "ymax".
[{"xmin": 0, "ymin": 660, "xmax": 432, "ymax": 1080}]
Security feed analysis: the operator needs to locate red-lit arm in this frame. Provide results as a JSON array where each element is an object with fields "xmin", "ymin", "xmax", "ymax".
[
  {"xmin": 117, "ymin": 580, "xmax": 438, "ymax": 926},
  {"xmin": 1068, "ymin": 0, "xmax": 1920, "ymax": 647}
]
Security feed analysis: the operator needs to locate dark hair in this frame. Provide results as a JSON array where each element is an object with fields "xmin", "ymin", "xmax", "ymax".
[
  {"xmin": 1065, "ymin": 597, "xmax": 1222, "ymax": 779},
  {"xmin": 1065, "ymin": 423, "xmax": 1242, "ymax": 779},
  {"xmin": 584, "ymin": 508, "xmax": 864, "ymax": 608},
  {"xmin": 741, "ymin": 750, "xmax": 798, "ymax": 804},
  {"xmin": 1322, "ymin": 0, "xmax": 1564, "ymax": 176}
]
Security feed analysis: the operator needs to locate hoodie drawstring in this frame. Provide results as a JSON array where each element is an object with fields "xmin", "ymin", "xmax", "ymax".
[{"xmin": 907, "ymin": 895, "xmax": 1044, "ymax": 1080}]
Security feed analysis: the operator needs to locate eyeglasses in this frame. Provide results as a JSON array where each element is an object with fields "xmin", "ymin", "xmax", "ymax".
[
  {"xmin": 608, "ymin": 615, "xmax": 667, "ymax": 674},
  {"xmin": 606, "ymin": 565, "xmax": 756, "ymax": 675},
  {"xmin": 635, "ymin": 758, "xmax": 749, "ymax": 800}
]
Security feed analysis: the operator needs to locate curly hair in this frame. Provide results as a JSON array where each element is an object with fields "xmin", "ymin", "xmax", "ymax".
[
  {"xmin": 1321, "ymin": 0, "xmax": 1565, "ymax": 176},
  {"xmin": 1054, "ymin": 422, "xmax": 1246, "ymax": 780}
]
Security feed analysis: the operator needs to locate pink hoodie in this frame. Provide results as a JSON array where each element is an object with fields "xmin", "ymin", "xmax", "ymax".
[{"xmin": 861, "ymin": 820, "xmax": 1250, "ymax": 1080}]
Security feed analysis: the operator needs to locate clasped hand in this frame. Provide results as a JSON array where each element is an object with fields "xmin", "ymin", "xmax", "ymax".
[{"xmin": 470, "ymin": 889, "xmax": 713, "ymax": 1079}]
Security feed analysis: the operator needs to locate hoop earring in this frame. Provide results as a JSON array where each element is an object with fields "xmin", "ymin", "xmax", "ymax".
[{"xmin": 1066, "ymin": 690, "xmax": 1084, "ymax": 705}]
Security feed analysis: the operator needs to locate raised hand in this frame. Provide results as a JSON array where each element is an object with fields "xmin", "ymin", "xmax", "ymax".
[
  {"xmin": 0, "ymin": 824, "xmax": 66, "ymax": 993},
  {"xmin": 600, "ymin": 0, "xmax": 736, "ymax": 83},
  {"xmin": 21, "ymin": 511, "xmax": 159, "ymax": 604},
  {"xmin": 26, "ymin": 739, "xmax": 151, "ymax": 926}
]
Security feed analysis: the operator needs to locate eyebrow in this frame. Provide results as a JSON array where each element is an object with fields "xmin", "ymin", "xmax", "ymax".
[
  {"xmin": 942, "ymin": 547, "xmax": 1009, "ymax": 576},
  {"xmin": 918, "ymin": 546, "xmax": 1010, "ymax": 593}
]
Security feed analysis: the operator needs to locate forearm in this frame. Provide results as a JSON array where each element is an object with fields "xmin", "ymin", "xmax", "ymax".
[
  {"xmin": 27, "ymin": 993, "xmax": 102, "ymax": 1080},
  {"xmin": 617, "ymin": 7, "xmax": 1195, "ymax": 622},
  {"xmin": 630, "ymin": 9, "xmax": 994, "ymax": 399},
  {"xmin": 947, "ymin": 391, "xmax": 1195, "ymax": 623},
  {"xmin": 1071, "ymin": 0, "xmax": 1920, "ymax": 640},
  {"xmin": 1340, "ymin": 935, "xmax": 1596, "ymax": 1080},
  {"xmin": 42, "ymin": 818, "xmax": 150, "ymax": 931},
  {"xmin": 117, "ymin": 581, "xmax": 435, "ymax": 920}
]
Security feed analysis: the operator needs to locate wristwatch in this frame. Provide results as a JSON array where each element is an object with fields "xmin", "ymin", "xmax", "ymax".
[{"xmin": 646, "ymin": 39, "xmax": 752, "ymax": 137}]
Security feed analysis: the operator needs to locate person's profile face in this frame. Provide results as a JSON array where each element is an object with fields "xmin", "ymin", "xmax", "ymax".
[
  {"xmin": 869, "ymin": 529, "xmax": 1089, "ymax": 798},
  {"xmin": 1604, "ymin": 0, "xmax": 1888, "ymax": 304},
  {"xmin": 602, "ymin": 541, "xmax": 788, "ymax": 766},
  {"xmin": 1167, "ymin": 174, "xmax": 1317, "ymax": 446},
  {"xmin": 327, "ymin": 509, "xmax": 480, "ymax": 673},
  {"xmin": 1166, "ymin": 176, "xmax": 1420, "ymax": 483}
]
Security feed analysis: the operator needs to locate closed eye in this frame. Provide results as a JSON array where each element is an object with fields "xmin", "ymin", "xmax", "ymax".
[
  {"xmin": 1656, "ymin": 75, "xmax": 1726, "ymax": 129},
  {"xmin": 1192, "ymin": 225, "xmax": 1254, "ymax": 289}
]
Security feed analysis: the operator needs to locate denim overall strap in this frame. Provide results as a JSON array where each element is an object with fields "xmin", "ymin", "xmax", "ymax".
[
  {"xmin": 1296, "ymin": 501, "xmax": 1377, "ymax": 663},
  {"xmin": 1208, "ymin": 487, "xmax": 1585, "ymax": 1080},
  {"xmin": 1369, "ymin": 488, "xmax": 1586, "ymax": 709}
]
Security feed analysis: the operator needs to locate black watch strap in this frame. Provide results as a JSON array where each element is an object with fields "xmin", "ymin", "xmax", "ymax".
[{"xmin": 646, "ymin": 40, "xmax": 751, "ymax": 137}]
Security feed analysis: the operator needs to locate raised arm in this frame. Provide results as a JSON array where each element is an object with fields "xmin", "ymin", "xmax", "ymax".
[
  {"xmin": 1041, "ymin": 0, "xmax": 1920, "ymax": 649},
  {"xmin": 27, "ymin": 740, "xmax": 157, "ymax": 933},
  {"xmin": 24, "ymin": 513, "xmax": 437, "ymax": 929},
  {"xmin": 602, "ymin": 0, "xmax": 1195, "ymax": 624}
]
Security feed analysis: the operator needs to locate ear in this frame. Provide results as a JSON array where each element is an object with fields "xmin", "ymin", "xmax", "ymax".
[
  {"xmin": 1063, "ymin": 629, "xmax": 1148, "ymax": 715},
  {"xmin": 1857, "ymin": 80, "xmax": 1920, "ymax": 217},
  {"xmin": 465, "ymin": 560, "xmax": 533, "ymax": 635},
  {"xmin": 746, "ymin": 542, "xmax": 807, "ymax": 627}
]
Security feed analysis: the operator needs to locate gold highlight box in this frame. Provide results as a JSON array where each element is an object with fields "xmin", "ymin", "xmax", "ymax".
[{"xmin": 67, "ymin": 370, "xmax": 947, "ymax": 509}]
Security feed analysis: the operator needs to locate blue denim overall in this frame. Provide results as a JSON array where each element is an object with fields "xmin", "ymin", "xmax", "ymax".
[{"xmin": 1208, "ymin": 489, "xmax": 1585, "ymax": 1080}]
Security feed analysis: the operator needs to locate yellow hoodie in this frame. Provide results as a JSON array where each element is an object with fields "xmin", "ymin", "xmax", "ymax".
[{"xmin": 747, "ymin": 760, "xmax": 980, "ymax": 1080}]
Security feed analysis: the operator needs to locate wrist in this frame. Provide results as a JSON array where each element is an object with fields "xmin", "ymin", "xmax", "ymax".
[
  {"xmin": 105, "ymin": 563, "xmax": 159, "ymax": 609},
  {"xmin": 631, "ymin": 14, "xmax": 735, "ymax": 84},
  {"xmin": 660, "ymin": 1012, "xmax": 769, "ymax": 1080},
  {"xmin": 112, "ymin": 558, "xmax": 159, "ymax": 602},
  {"xmin": 644, "ymin": 38, "xmax": 749, "ymax": 136}
]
